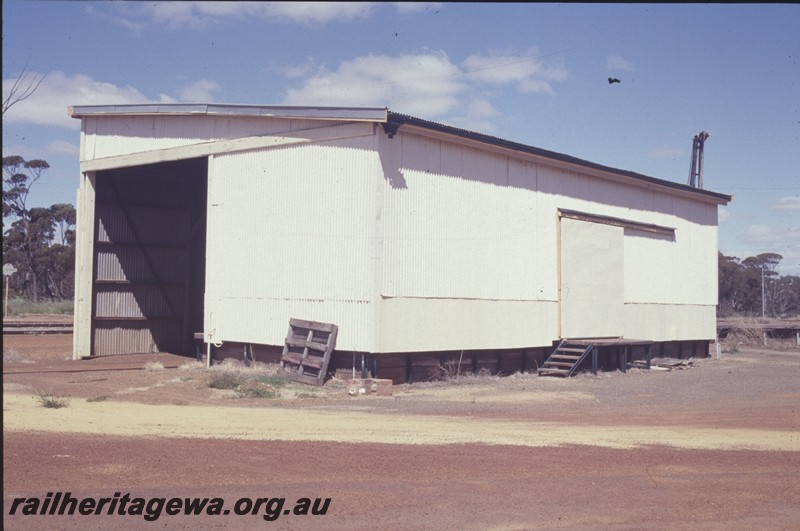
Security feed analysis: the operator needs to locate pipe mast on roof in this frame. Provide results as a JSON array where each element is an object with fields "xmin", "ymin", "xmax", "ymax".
[{"xmin": 687, "ymin": 131, "xmax": 710, "ymax": 189}]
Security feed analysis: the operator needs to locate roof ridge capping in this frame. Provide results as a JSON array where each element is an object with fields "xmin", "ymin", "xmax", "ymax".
[{"xmin": 68, "ymin": 103, "xmax": 389, "ymax": 122}]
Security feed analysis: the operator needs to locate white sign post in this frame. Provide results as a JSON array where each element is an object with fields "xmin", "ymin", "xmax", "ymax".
[{"xmin": 3, "ymin": 264, "xmax": 17, "ymax": 318}]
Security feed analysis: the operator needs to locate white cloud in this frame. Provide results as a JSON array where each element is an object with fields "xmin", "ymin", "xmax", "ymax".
[
  {"xmin": 109, "ymin": 2, "xmax": 378, "ymax": 30},
  {"xmin": 738, "ymin": 224, "xmax": 800, "ymax": 275},
  {"xmin": 2, "ymin": 144, "xmax": 41, "ymax": 160},
  {"xmin": 466, "ymin": 98, "xmax": 498, "ymax": 120},
  {"xmin": 45, "ymin": 140, "xmax": 79, "ymax": 155},
  {"xmin": 282, "ymin": 58, "xmax": 320, "ymax": 79},
  {"xmin": 740, "ymin": 223, "xmax": 781, "ymax": 244},
  {"xmin": 606, "ymin": 55, "xmax": 635, "ymax": 72},
  {"xmin": 148, "ymin": 2, "xmax": 202, "ymax": 28},
  {"xmin": 770, "ymin": 196, "xmax": 800, "ymax": 211},
  {"xmin": 96, "ymin": 2, "xmax": 444, "ymax": 32},
  {"xmin": 282, "ymin": 51, "xmax": 465, "ymax": 118},
  {"xmin": 266, "ymin": 2, "xmax": 376, "ymax": 25},
  {"xmin": 83, "ymin": 3, "xmax": 144, "ymax": 33},
  {"xmin": 648, "ymin": 146, "xmax": 683, "ymax": 159},
  {"xmin": 740, "ymin": 224, "xmax": 800, "ymax": 264},
  {"xmin": 178, "ymin": 79, "xmax": 220, "ymax": 102},
  {"xmin": 447, "ymin": 98, "xmax": 500, "ymax": 133},
  {"xmin": 718, "ymin": 207, "xmax": 731, "ymax": 224},
  {"xmin": 2, "ymin": 71, "xmax": 164, "ymax": 129},
  {"xmin": 282, "ymin": 49, "xmax": 569, "ymax": 122},
  {"xmin": 2, "ymin": 71, "xmax": 224, "ymax": 128},
  {"xmin": 394, "ymin": 2, "xmax": 442, "ymax": 15},
  {"xmin": 462, "ymin": 48, "xmax": 569, "ymax": 95}
]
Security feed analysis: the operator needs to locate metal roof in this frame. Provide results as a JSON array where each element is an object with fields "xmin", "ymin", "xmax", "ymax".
[
  {"xmin": 68, "ymin": 103, "xmax": 731, "ymax": 203},
  {"xmin": 386, "ymin": 112, "xmax": 732, "ymax": 204},
  {"xmin": 68, "ymin": 103, "xmax": 389, "ymax": 122}
]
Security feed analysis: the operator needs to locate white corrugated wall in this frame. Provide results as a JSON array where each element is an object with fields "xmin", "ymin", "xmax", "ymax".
[
  {"xmin": 378, "ymin": 131, "xmax": 559, "ymax": 351},
  {"xmin": 204, "ymin": 131, "xmax": 383, "ymax": 352},
  {"xmin": 377, "ymin": 129, "xmax": 720, "ymax": 350},
  {"xmin": 381, "ymin": 133, "xmax": 546, "ymax": 301}
]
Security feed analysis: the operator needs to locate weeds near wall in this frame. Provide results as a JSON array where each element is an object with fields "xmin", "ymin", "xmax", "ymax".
[
  {"xmin": 295, "ymin": 392, "xmax": 319, "ymax": 399},
  {"xmin": 255, "ymin": 374, "xmax": 287, "ymax": 388},
  {"xmin": 178, "ymin": 361, "xmax": 205, "ymax": 371},
  {"xmin": 207, "ymin": 366, "xmax": 287, "ymax": 399},
  {"xmin": 722, "ymin": 344, "xmax": 740, "ymax": 354},
  {"xmin": 208, "ymin": 371, "xmax": 244, "ymax": 390},
  {"xmin": 237, "ymin": 382, "xmax": 280, "ymax": 399},
  {"xmin": 429, "ymin": 362, "xmax": 494, "ymax": 384},
  {"xmin": 429, "ymin": 360, "xmax": 463, "ymax": 382}
]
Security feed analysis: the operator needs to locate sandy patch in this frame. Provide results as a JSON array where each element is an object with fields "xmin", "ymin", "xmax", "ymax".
[
  {"xmin": 3, "ymin": 383, "xmax": 33, "ymax": 393},
  {"xmin": 3, "ymin": 392, "xmax": 794, "ymax": 451},
  {"xmin": 411, "ymin": 389, "xmax": 595, "ymax": 404}
]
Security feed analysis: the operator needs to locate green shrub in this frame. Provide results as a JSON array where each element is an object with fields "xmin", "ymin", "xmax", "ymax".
[
  {"xmin": 295, "ymin": 392, "xmax": 318, "ymax": 399},
  {"xmin": 722, "ymin": 343, "xmax": 740, "ymax": 354},
  {"xmin": 255, "ymin": 374, "xmax": 287, "ymax": 388},
  {"xmin": 208, "ymin": 371, "xmax": 244, "ymax": 389},
  {"xmin": 237, "ymin": 384, "xmax": 280, "ymax": 399}
]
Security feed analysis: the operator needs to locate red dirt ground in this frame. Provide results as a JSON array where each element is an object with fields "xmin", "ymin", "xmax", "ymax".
[{"xmin": 3, "ymin": 329, "xmax": 799, "ymax": 530}]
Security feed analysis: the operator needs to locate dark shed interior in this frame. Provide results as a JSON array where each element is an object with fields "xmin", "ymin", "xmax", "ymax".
[{"xmin": 91, "ymin": 158, "xmax": 207, "ymax": 356}]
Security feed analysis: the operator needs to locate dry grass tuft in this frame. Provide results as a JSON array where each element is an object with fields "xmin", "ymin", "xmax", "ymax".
[
  {"xmin": 429, "ymin": 360, "xmax": 496, "ymax": 384},
  {"xmin": 722, "ymin": 316, "xmax": 769, "ymax": 351},
  {"xmin": 207, "ymin": 371, "xmax": 244, "ymax": 390},
  {"xmin": 178, "ymin": 361, "xmax": 205, "ymax": 371},
  {"xmin": 86, "ymin": 395, "xmax": 109, "ymax": 403},
  {"xmin": 3, "ymin": 348, "xmax": 33, "ymax": 364},
  {"xmin": 36, "ymin": 389, "xmax": 69, "ymax": 409},
  {"xmin": 206, "ymin": 363, "xmax": 287, "ymax": 399},
  {"xmin": 236, "ymin": 381, "xmax": 280, "ymax": 399}
]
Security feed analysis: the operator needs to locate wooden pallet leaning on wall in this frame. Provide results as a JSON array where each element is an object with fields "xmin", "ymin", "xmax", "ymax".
[{"xmin": 280, "ymin": 318, "xmax": 338, "ymax": 386}]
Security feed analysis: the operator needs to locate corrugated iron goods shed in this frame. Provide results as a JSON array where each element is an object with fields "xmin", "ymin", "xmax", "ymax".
[{"xmin": 69, "ymin": 104, "xmax": 731, "ymax": 371}]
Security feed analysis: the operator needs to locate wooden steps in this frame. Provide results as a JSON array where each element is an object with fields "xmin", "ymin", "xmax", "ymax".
[{"xmin": 539, "ymin": 340, "xmax": 594, "ymax": 377}]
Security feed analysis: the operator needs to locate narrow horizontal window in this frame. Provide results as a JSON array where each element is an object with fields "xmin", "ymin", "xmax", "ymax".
[{"xmin": 558, "ymin": 208, "xmax": 675, "ymax": 237}]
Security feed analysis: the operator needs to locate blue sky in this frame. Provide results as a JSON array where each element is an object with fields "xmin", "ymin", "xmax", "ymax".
[{"xmin": 3, "ymin": 2, "xmax": 799, "ymax": 274}]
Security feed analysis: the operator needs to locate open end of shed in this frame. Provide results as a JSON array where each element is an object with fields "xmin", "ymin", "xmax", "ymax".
[{"xmin": 91, "ymin": 158, "xmax": 207, "ymax": 356}]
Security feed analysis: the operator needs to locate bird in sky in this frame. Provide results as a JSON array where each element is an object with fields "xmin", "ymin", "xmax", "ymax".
[{"xmin": 608, "ymin": 77, "xmax": 621, "ymax": 84}]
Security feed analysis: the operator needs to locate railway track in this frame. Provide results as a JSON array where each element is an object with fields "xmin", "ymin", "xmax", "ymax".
[{"xmin": 2, "ymin": 320, "xmax": 73, "ymax": 335}]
